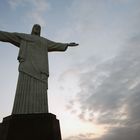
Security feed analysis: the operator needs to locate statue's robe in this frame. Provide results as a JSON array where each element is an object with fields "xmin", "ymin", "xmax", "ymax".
[{"xmin": 0, "ymin": 31, "xmax": 68, "ymax": 114}]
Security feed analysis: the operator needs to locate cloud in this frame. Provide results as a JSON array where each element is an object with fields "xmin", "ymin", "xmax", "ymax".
[
  {"xmin": 8, "ymin": 0, "xmax": 23, "ymax": 9},
  {"xmin": 8, "ymin": 0, "xmax": 50, "ymax": 26},
  {"xmin": 64, "ymin": 133, "xmax": 98, "ymax": 140},
  {"xmin": 25, "ymin": 0, "xmax": 50, "ymax": 26},
  {"xmin": 66, "ymin": 33, "xmax": 140, "ymax": 139},
  {"xmin": 100, "ymin": 124, "xmax": 140, "ymax": 140},
  {"xmin": 65, "ymin": 124, "xmax": 140, "ymax": 140}
]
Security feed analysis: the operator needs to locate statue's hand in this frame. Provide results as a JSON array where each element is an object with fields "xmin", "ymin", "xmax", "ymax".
[{"xmin": 67, "ymin": 42, "xmax": 79, "ymax": 47}]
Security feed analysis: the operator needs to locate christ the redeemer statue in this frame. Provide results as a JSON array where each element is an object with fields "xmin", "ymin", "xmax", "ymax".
[{"xmin": 0, "ymin": 24, "xmax": 78, "ymax": 114}]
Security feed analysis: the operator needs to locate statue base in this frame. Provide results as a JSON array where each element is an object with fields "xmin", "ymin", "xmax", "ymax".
[{"xmin": 0, "ymin": 113, "xmax": 62, "ymax": 140}]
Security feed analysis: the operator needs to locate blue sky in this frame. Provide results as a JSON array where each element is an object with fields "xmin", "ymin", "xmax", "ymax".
[{"xmin": 0, "ymin": 0, "xmax": 140, "ymax": 139}]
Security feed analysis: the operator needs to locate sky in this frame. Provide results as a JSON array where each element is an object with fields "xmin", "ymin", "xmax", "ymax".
[{"xmin": 0, "ymin": 0, "xmax": 140, "ymax": 139}]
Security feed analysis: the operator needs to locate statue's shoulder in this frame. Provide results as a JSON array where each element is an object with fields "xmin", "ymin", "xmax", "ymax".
[
  {"xmin": 39, "ymin": 36, "xmax": 48, "ymax": 42},
  {"xmin": 40, "ymin": 36, "xmax": 47, "ymax": 40}
]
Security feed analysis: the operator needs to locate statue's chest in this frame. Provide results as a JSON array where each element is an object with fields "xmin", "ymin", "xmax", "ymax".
[{"xmin": 27, "ymin": 37, "xmax": 46, "ymax": 50}]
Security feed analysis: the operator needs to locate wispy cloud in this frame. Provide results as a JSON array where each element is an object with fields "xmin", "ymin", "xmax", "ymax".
[
  {"xmin": 8, "ymin": 0, "xmax": 50, "ymax": 26},
  {"xmin": 64, "ymin": 133, "xmax": 98, "ymax": 140},
  {"xmin": 8, "ymin": 0, "xmax": 23, "ymax": 9}
]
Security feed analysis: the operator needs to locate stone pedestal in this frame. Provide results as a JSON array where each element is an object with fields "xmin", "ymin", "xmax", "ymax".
[{"xmin": 0, "ymin": 113, "xmax": 62, "ymax": 140}]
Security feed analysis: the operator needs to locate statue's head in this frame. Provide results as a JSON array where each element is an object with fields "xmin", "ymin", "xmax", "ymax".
[{"xmin": 31, "ymin": 24, "xmax": 41, "ymax": 36}]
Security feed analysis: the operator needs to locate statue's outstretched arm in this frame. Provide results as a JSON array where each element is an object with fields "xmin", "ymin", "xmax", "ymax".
[
  {"xmin": 0, "ymin": 31, "xmax": 21, "ymax": 47},
  {"xmin": 47, "ymin": 39, "xmax": 68, "ymax": 52},
  {"xmin": 47, "ymin": 39, "xmax": 78, "ymax": 52}
]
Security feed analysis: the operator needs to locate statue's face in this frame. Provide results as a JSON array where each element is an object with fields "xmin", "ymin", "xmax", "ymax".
[{"xmin": 31, "ymin": 24, "xmax": 41, "ymax": 36}]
